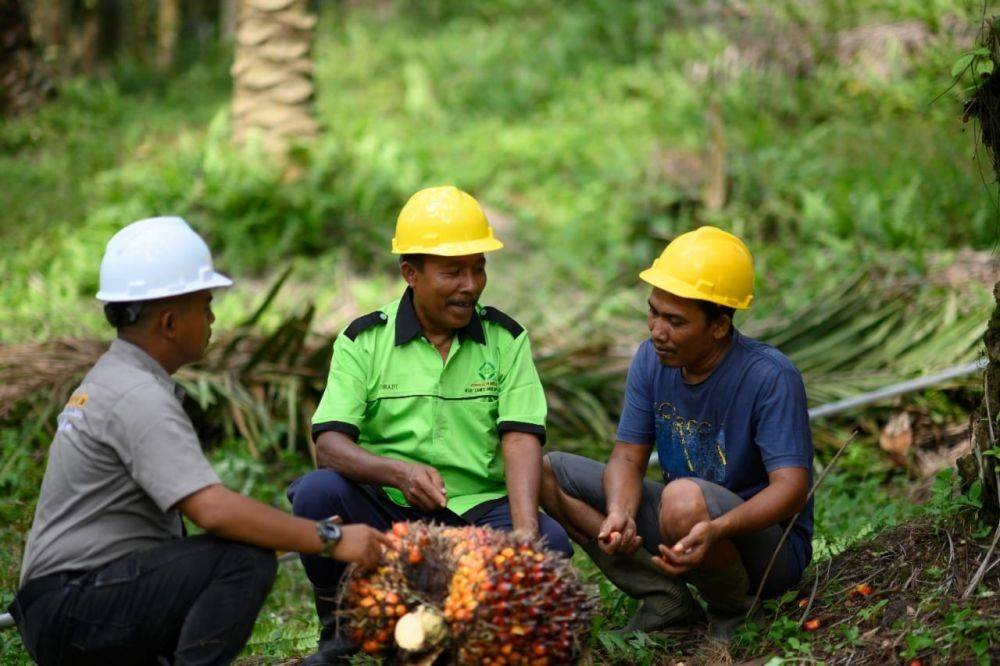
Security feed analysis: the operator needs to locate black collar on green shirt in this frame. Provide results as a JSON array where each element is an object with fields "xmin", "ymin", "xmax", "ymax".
[{"xmin": 395, "ymin": 287, "xmax": 487, "ymax": 346}]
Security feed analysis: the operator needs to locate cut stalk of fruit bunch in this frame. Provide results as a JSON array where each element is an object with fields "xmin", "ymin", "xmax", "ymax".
[{"xmin": 395, "ymin": 604, "xmax": 447, "ymax": 652}]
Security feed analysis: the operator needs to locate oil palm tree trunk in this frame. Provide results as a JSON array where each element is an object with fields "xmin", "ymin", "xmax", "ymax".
[{"xmin": 231, "ymin": 0, "xmax": 317, "ymax": 156}]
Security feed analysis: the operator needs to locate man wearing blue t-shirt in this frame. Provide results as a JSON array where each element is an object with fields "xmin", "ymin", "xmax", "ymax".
[{"xmin": 541, "ymin": 227, "xmax": 813, "ymax": 639}]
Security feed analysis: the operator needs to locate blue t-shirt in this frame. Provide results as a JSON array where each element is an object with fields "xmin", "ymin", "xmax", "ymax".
[{"xmin": 616, "ymin": 330, "xmax": 814, "ymax": 573}]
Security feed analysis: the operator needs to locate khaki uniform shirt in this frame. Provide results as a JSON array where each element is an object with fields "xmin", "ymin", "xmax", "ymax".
[{"xmin": 19, "ymin": 339, "xmax": 220, "ymax": 587}]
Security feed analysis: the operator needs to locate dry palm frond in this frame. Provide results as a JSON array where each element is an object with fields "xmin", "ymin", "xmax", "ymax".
[
  {"xmin": 0, "ymin": 273, "xmax": 989, "ymax": 458},
  {"xmin": 0, "ymin": 339, "xmax": 109, "ymax": 416},
  {"xmin": 533, "ymin": 272, "xmax": 989, "ymax": 444},
  {"xmin": 750, "ymin": 275, "xmax": 988, "ymax": 404}
]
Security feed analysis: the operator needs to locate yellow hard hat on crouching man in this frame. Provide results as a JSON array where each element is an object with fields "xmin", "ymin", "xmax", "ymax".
[
  {"xmin": 540, "ymin": 225, "xmax": 814, "ymax": 642},
  {"xmin": 287, "ymin": 186, "xmax": 572, "ymax": 662},
  {"xmin": 640, "ymin": 225, "xmax": 755, "ymax": 310}
]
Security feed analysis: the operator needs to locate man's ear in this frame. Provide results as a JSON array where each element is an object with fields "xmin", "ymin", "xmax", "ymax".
[
  {"xmin": 159, "ymin": 308, "xmax": 177, "ymax": 340},
  {"xmin": 400, "ymin": 261, "xmax": 419, "ymax": 287},
  {"xmin": 711, "ymin": 314, "xmax": 732, "ymax": 340}
]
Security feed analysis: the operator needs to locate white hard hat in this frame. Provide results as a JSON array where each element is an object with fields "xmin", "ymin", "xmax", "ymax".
[{"xmin": 96, "ymin": 216, "xmax": 233, "ymax": 302}]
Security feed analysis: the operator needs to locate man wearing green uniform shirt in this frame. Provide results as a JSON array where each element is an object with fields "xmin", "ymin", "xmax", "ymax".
[{"xmin": 288, "ymin": 186, "xmax": 571, "ymax": 663}]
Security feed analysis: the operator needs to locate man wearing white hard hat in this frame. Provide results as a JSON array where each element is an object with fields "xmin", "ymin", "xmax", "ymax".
[{"xmin": 9, "ymin": 217, "xmax": 388, "ymax": 665}]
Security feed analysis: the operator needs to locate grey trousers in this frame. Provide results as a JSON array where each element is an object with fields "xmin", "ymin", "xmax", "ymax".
[{"xmin": 547, "ymin": 451, "xmax": 802, "ymax": 600}]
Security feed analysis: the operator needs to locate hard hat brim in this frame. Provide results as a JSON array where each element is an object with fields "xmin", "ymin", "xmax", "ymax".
[
  {"xmin": 96, "ymin": 271, "xmax": 233, "ymax": 302},
  {"xmin": 203, "ymin": 271, "xmax": 234, "ymax": 290},
  {"xmin": 391, "ymin": 237, "xmax": 504, "ymax": 256},
  {"xmin": 639, "ymin": 267, "xmax": 752, "ymax": 310}
]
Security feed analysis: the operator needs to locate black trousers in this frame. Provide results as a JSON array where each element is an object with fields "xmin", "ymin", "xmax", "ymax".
[{"xmin": 10, "ymin": 535, "xmax": 277, "ymax": 666}]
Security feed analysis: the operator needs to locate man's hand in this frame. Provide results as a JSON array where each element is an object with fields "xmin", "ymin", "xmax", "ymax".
[
  {"xmin": 597, "ymin": 509, "xmax": 643, "ymax": 555},
  {"xmin": 511, "ymin": 525, "xmax": 539, "ymax": 541},
  {"xmin": 398, "ymin": 463, "xmax": 448, "ymax": 512},
  {"xmin": 330, "ymin": 525, "xmax": 391, "ymax": 570},
  {"xmin": 651, "ymin": 520, "xmax": 718, "ymax": 575},
  {"xmin": 599, "ymin": 442, "xmax": 651, "ymax": 555}
]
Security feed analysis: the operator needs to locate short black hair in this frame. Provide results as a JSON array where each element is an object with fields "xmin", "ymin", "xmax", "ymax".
[
  {"xmin": 103, "ymin": 295, "xmax": 181, "ymax": 329},
  {"xmin": 399, "ymin": 253, "xmax": 425, "ymax": 270},
  {"xmin": 696, "ymin": 300, "xmax": 735, "ymax": 323},
  {"xmin": 104, "ymin": 302, "xmax": 145, "ymax": 328}
]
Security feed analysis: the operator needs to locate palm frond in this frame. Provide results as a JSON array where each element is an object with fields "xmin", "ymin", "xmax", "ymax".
[{"xmin": 0, "ymin": 274, "xmax": 989, "ymax": 459}]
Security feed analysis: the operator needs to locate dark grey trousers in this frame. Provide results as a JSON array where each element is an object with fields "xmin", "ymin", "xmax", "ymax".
[{"xmin": 547, "ymin": 451, "xmax": 802, "ymax": 599}]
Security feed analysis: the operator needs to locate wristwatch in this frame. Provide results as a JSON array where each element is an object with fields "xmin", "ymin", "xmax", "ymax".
[{"xmin": 316, "ymin": 517, "xmax": 343, "ymax": 558}]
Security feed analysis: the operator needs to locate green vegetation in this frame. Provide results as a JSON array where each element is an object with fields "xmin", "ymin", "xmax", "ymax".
[
  {"xmin": 729, "ymin": 474, "xmax": 999, "ymax": 665},
  {"xmin": 2, "ymin": 0, "xmax": 996, "ymax": 340},
  {"xmin": 1, "ymin": 0, "xmax": 997, "ymax": 664}
]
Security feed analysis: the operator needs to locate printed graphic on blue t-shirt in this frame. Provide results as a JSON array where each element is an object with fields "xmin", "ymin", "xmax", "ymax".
[
  {"xmin": 654, "ymin": 401, "xmax": 727, "ymax": 485},
  {"xmin": 616, "ymin": 330, "xmax": 815, "ymax": 574}
]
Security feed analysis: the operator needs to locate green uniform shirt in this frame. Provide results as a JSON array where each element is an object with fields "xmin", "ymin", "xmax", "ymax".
[{"xmin": 312, "ymin": 288, "xmax": 547, "ymax": 516}]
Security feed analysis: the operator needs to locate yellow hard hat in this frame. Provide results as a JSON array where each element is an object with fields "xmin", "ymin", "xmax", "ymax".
[
  {"xmin": 391, "ymin": 186, "xmax": 504, "ymax": 256},
  {"xmin": 639, "ymin": 226, "xmax": 754, "ymax": 309}
]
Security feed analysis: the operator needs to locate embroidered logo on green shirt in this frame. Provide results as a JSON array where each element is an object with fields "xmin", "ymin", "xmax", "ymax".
[{"xmin": 478, "ymin": 361, "xmax": 497, "ymax": 380}]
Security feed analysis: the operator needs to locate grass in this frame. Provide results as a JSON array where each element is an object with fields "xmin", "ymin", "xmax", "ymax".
[
  {"xmin": 0, "ymin": 48, "xmax": 231, "ymax": 244},
  {"xmin": 0, "ymin": 425, "xmax": 47, "ymax": 666},
  {"xmin": 729, "ymin": 512, "xmax": 999, "ymax": 665},
  {"xmin": 0, "ymin": 1, "xmax": 996, "ymax": 342},
  {"xmin": 0, "ymin": 428, "xmax": 935, "ymax": 666}
]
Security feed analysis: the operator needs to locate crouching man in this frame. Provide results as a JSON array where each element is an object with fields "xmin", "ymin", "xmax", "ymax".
[
  {"xmin": 287, "ymin": 187, "xmax": 572, "ymax": 664},
  {"xmin": 541, "ymin": 227, "xmax": 813, "ymax": 640},
  {"xmin": 9, "ymin": 217, "xmax": 388, "ymax": 666}
]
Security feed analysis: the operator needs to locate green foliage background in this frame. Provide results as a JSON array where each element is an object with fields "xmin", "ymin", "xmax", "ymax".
[{"xmin": 2, "ymin": 0, "xmax": 996, "ymax": 341}]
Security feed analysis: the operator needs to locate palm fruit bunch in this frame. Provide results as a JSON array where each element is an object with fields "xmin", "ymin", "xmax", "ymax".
[
  {"xmin": 341, "ymin": 521, "xmax": 595, "ymax": 665},
  {"xmin": 342, "ymin": 521, "xmax": 451, "ymax": 656}
]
